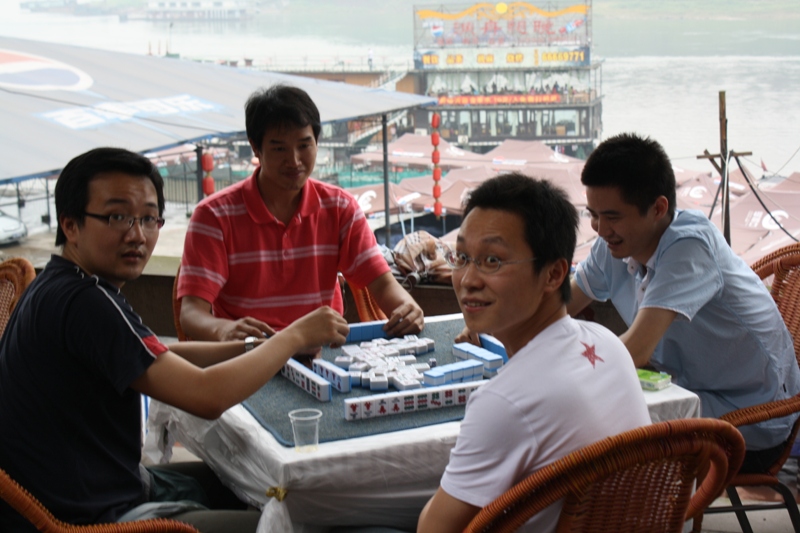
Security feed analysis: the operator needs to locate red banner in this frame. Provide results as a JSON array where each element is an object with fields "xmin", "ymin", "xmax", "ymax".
[{"xmin": 437, "ymin": 94, "xmax": 562, "ymax": 106}]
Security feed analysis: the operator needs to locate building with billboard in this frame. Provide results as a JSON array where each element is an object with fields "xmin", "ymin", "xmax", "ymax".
[{"xmin": 408, "ymin": 0, "xmax": 601, "ymax": 158}]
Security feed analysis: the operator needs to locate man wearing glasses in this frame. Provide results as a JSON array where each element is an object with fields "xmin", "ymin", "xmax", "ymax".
[
  {"xmin": 0, "ymin": 148, "xmax": 349, "ymax": 532},
  {"xmin": 418, "ymin": 173, "xmax": 649, "ymax": 533}
]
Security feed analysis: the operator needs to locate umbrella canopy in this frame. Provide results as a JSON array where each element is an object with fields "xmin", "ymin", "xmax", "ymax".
[
  {"xmin": 484, "ymin": 139, "xmax": 584, "ymax": 165},
  {"xmin": 675, "ymin": 170, "xmax": 747, "ymax": 213},
  {"xmin": 0, "ymin": 36, "xmax": 435, "ymax": 182},
  {"xmin": 347, "ymin": 182, "xmax": 408, "ymax": 216},
  {"xmin": 753, "ymin": 171, "xmax": 800, "ymax": 193},
  {"xmin": 351, "ymin": 133, "xmax": 486, "ymax": 171},
  {"xmin": 721, "ymin": 190, "xmax": 800, "ymax": 265},
  {"xmin": 397, "ymin": 166, "xmax": 499, "ymax": 215}
]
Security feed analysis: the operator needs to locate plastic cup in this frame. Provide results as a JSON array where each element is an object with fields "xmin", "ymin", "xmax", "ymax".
[{"xmin": 288, "ymin": 408, "xmax": 322, "ymax": 453}]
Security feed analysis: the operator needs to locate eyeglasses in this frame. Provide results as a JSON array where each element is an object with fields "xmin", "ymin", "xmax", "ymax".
[
  {"xmin": 444, "ymin": 250, "xmax": 536, "ymax": 274},
  {"xmin": 84, "ymin": 212, "xmax": 165, "ymax": 232}
]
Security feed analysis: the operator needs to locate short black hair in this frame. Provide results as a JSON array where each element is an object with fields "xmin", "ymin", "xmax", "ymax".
[
  {"xmin": 245, "ymin": 84, "xmax": 321, "ymax": 150},
  {"xmin": 581, "ymin": 132, "xmax": 676, "ymax": 217},
  {"xmin": 55, "ymin": 147, "xmax": 165, "ymax": 246},
  {"xmin": 463, "ymin": 172, "xmax": 578, "ymax": 302}
]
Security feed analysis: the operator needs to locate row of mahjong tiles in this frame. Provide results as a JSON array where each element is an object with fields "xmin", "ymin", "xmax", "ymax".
[{"xmin": 242, "ymin": 316, "xmax": 508, "ymax": 446}]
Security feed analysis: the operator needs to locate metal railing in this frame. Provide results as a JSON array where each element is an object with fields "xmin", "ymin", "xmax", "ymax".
[{"xmin": 181, "ymin": 54, "xmax": 415, "ymax": 74}]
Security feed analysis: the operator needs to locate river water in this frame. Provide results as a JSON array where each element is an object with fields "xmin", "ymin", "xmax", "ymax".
[{"xmin": 1, "ymin": 1, "xmax": 799, "ymax": 177}]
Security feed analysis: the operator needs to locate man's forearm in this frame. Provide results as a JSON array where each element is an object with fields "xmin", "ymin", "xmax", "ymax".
[
  {"xmin": 567, "ymin": 278, "xmax": 592, "ymax": 317},
  {"xmin": 167, "ymin": 340, "xmax": 246, "ymax": 367},
  {"xmin": 366, "ymin": 272, "xmax": 417, "ymax": 316},
  {"xmin": 180, "ymin": 297, "xmax": 225, "ymax": 341}
]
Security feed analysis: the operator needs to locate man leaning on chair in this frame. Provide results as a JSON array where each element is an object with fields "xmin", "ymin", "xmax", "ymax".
[{"xmin": 0, "ymin": 147, "xmax": 350, "ymax": 532}]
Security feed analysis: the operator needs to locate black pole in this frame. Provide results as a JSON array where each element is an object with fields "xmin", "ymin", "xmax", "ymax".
[
  {"xmin": 15, "ymin": 183, "xmax": 23, "ymax": 213},
  {"xmin": 382, "ymin": 114, "xmax": 391, "ymax": 246},
  {"xmin": 719, "ymin": 91, "xmax": 730, "ymax": 246},
  {"xmin": 703, "ymin": 149, "xmax": 724, "ymax": 220},
  {"xmin": 195, "ymin": 145, "xmax": 204, "ymax": 204},
  {"xmin": 44, "ymin": 177, "xmax": 51, "ymax": 228}
]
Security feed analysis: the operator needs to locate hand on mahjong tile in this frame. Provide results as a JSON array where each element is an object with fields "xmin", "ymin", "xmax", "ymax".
[
  {"xmin": 292, "ymin": 347, "xmax": 322, "ymax": 369},
  {"xmin": 454, "ymin": 326, "xmax": 481, "ymax": 347},
  {"xmin": 384, "ymin": 301, "xmax": 424, "ymax": 337},
  {"xmin": 217, "ymin": 315, "xmax": 276, "ymax": 342}
]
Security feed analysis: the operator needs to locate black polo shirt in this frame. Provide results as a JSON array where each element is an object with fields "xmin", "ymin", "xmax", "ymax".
[{"xmin": 0, "ymin": 255, "xmax": 167, "ymax": 529}]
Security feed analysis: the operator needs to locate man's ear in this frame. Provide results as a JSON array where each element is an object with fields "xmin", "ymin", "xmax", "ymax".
[
  {"xmin": 544, "ymin": 258, "xmax": 569, "ymax": 293},
  {"xmin": 59, "ymin": 215, "xmax": 80, "ymax": 244},
  {"xmin": 653, "ymin": 195, "xmax": 670, "ymax": 220},
  {"xmin": 248, "ymin": 139, "xmax": 260, "ymax": 158}
]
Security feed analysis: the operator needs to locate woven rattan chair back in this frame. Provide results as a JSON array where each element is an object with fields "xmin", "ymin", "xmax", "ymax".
[
  {"xmin": 0, "ymin": 257, "xmax": 35, "ymax": 338},
  {"xmin": 757, "ymin": 253, "xmax": 800, "ymax": 358},
  {"xmin": 347, "ymin": 280, "xmax": 387, "ymax": 322},
  {"xmin": 463, "ymin": 418, "xmax": 745, "ymax": 533},
  {"xmin": 749, "ymin": 242, "xmax": 800, "ymax": 275},
  {"xmin": 0, "ymin": 467, "xmax": 199, "ymax": 532}
]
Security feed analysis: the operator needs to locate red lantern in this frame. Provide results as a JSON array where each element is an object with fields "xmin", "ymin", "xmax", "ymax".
[
  {"xmin": 434, "ymin": 202, "xmax": 443, "ymax": 217},
  {"xmin": 432, "ymin": 150, "xmax": 440, "ymax": 164},
  {"xmin": 431, "ymin": 131, "xmax": 440, "ymax": 146},
  {"xmin": 431, "ymin": 113, "xmax": 440, "ymax": 129},
  {"xmin": 201, "ymin": 153, "xmax": 214, "ymax": 173},
  {"xmin": 433, "ymin": 167, "xmax": 442, "ymax": 181},
  {"xmin": 203, "ymin": 175, "xmax": 215, "ymax": 196},
  {"xmin": 433, "ymin": 184, "xmax": 441, "ymax": 198}
]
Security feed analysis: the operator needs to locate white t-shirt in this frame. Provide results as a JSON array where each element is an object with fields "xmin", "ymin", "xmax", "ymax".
[{"xmin": 441, "ymin": 316, "xmax": 651, "ymax": 532}]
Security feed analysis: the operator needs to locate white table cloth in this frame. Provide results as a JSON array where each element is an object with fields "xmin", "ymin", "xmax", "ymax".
[{"xmin": 145, "ymin": 381, "xmax": 700, "ymax": 533}]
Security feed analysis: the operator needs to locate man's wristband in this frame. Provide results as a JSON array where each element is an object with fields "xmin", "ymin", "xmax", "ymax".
[{"xmin": 244, "ymin": 336, "xmax": 258, "ymax": 352}]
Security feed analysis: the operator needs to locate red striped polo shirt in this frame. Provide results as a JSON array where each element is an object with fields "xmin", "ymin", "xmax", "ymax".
[{"xmin": 178, "ymin": 170, "xmax": 389, "ymax": 331}]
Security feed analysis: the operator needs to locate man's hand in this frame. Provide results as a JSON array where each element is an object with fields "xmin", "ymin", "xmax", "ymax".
[
  {"xmin": 454, "ymin": 326, "xmax": 481, "ymax": 346},
  {"xmin": 292, "ymin": 346, "xmax": 322, "ymax": 369},
  {"xmin": 366, "ymin": 272, "xmax": 425, "ymax": 337},
  {"xmin": 180, "ymin": 295, "xmax": 276, "ymax": 341},
  {"xmin": 418, "ymin": 487, "xmax": 480, "ymax": 533},
  {"xmin": 283, "ymin": 306, "xmax": 349, "ymax": 353},
  {"xmin": 384, "ymin": 300, "xmax": 424, "ymax": 337},
  {"xmin": 216, "ymin": 317, "xmax": 276, "ymax": 341}
]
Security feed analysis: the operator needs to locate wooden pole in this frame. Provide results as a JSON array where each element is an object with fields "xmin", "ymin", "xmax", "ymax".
[
  {"xmin": 697, "ymin": 92, "xmax": 752, "ymax": 248},
  {"xmin": 719, "ymin": 91, "xmax": 730, "ymax": 245}
]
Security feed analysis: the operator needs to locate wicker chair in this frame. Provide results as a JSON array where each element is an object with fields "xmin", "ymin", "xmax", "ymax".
[
  {"xmin": 695, "ymin": 251, "xmax": 800, "ymax": 532},
  {"xmin": 0, "ymin": 257, "xmax": 36, "ymax": 338},
  {"xmin": 749, "ymin": 242, "xmax": 800, "ymax": 274},
  {"xmin": 0, "ymin": 467, "xmax": 199, "ymax": 532},
  {"xmin": 347, "ymin": 280, "xmax": 387, "ymax": 322},
  {"xmin": 463, "ymin": 418, "xmax": 745, "ymax": 533}
]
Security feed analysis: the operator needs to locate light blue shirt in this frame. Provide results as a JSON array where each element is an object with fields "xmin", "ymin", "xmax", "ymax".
[{"xmin": 575, "ymin": 209, "xmax": 800, "ymax": 449}]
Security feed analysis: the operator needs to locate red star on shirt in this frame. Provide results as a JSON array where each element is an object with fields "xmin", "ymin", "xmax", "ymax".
[{"xmin": 580, "ymin": 342, "xmax": 605, "ymax": 368}]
